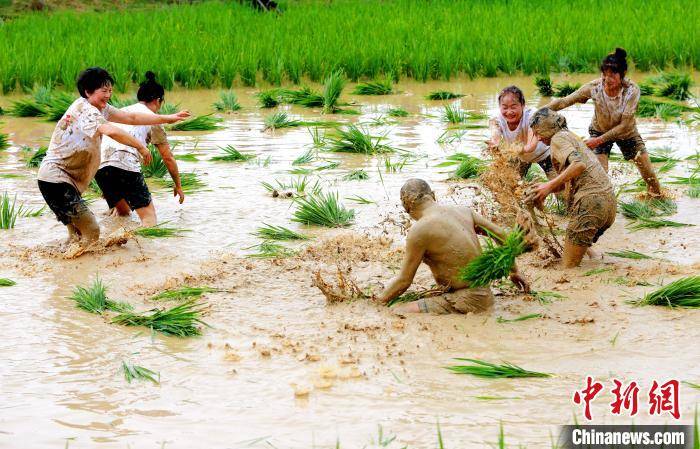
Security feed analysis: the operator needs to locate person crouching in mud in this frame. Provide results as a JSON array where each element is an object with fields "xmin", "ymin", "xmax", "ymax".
[
  {"xmin": 37, "ymin": 67, "xmax": 190, "ymax": 247},
  {"xmin": 527, "ymin": 108, "xmax": 616, "ymax": 268},
  {"xmin": 377, "ymin": 179, "xmax": 530, "ymax": 314}
]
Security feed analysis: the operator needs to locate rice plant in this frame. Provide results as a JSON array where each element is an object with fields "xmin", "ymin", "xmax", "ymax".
[
  {"xmin": 636, "ymin": 97, "xmax": 689, "ymax": 121},
  {"xmin": 292, "ymin": 149, "xmax": 316, "ymax": 165},
  {"xmin": 619, "ymin": 200, "xmax": 656, "ymax": 219},
  {"xmin": 25, "ymin": 146, "xmax": 47, "ymax": 167},
  {"xmin": 445, "ymin": 358, "xmax": 551, "ymax": 378},
  {"xmin": 213, "ymin": 90, "xmax": 241, "ymax": 112},
  {"xmin": 529, "ymin": 290, "xmax": 566, "ymax": 305},
  {"xmin": 245, "ymin": 241, "xmax": 297, "ymax": 259},
  {"xmin": 382, "ymin": 156, "xmax": 410, "ymax": 173},
  {"xmin": 0, "ymin": 278, "xmax": 16, "ymax": 286},
  {"xmin": 134, "ymin": 224, "xmax": 191, "ymax": 238},
  {"xmin": 496, "ymin": 313, "xmax": 542, "ymax": 323},
  {"xmin": 159, "ymin": 102, "xmax": 180, "ymax": 115},
  {"xmin": 688, "ymin": 186, "xmax": 700, "ymax": 198},
  {"xmin": 322, "ymin": 70, "xmax": 345, "ymax": 113},
  {"xmin": 169, "ymin": 114, "xmax": 222, "ymax": 131},
  {"xmin": 0, "ymin": 133, "xmax": 8, "ymax": 151},
  {"xmin": 437, "ymin": 153, "xmax": 486, "ymax": 179},
  {"xmin": 111, "ymin": 299, "xmax": 209, "ymax": 337},
  {"xmin": 256, "ymin": 88, "xmax": 283, "ymax": 108},
  {"xmin": 535, "ymin": 74, "xmax": 554, "ymax": 96},
  {"xmin": 442, "ymin": 103, "xmax": 468, "ymax": 124},
  {"xmin": 141, "ymin": 144, "xmax": 168, "ymax": 178},
  {"xmin": 553, "ymin": 82, "xmax": 581, "ymax": 97},
  {"xmin": 648, "ymin": 148, "xmax": 679, "ymax": 162},
  {"xmin": 151, "ymin": 286, "xmax": 220, "ymax": 301},
  {"xmin": 262, "ymin": 176, "xmax": 321, "ymax": 196},
  {"xmin": 353, "ymin": 78, "xmax": 393, "ymax": 95},
  {"xmin": 645, "ymin": 72, "xmax": 694, "ymax": 101},
  {"xmin": 427, "ymin": 91, "xmax": 463, "ymax": 100},
  {"xmin": 325, "ymin": 124, "xmax": 395, "ymax": 154},
  {"xmin": 0, "ymin": 192, "xmax": 23, "ymax": 229},
  {"xmin": 342, "ymin": 169, "xmax": 369, "ymax": 181},
  {"xmin": 68, "ymin": 277, "xmax": 133, "ymax": 314},
  {"xmin": 606, "ymin": 250, "xmax": 652, "ymax": 259},
  {"xmin": 109, "ymin": 94, "xmax": 136, "ymax": 108},
  {"xmin": 20, "ymin": 205, "xmax": 45, "ymax": 217},
  {"xmin": 122, "ymin": 361, "xmax": 160, "ymax": 384},
  {"xmin": 156, "ymin": 172, "xmax": 205, "ymax": 192},
  {"xmin": 387, "ymin": 107, "xmax": 408, "ymax": 117},
  {"xmin": 345, "ymin": 194, "xmax": 374, "ymax": 204},
  {"xmin": 174, "ymin": 153, "xmax": 199, "ymax": 161},
  {"xmin": 44, "ymin": 91, "xmax": 75, "ymax": 121},
  {"xmin": 254, "ymin": 223, "xmax": 309, "ymax": 241},
  {"xmin": 629, "ymin": 276, "xmax": 700, "ymax": 308},
  {"xmin": 264, "ymin": 111, "xmax": 302, "ymax": 130},
  {"xmin": 9, "ymin": 98, "xmax": 46, "ymax": 117},
  {"xmin": 649, "ymin": 197, "xmax": 677, "ymax": 215},
  {"xmin": 211, "ymin": 145, "xmax": 255, "ymax": 162},
  {"xmin": 627, "ymin": 217, "xmax": 692, "ymax": 231},
  {"xmin": 459, "ymin": 228, "xmax": 527, "ymax": 287},
  {"xmin": 292, "ymin": 191, "xmax": 355, "ymax": 227}
]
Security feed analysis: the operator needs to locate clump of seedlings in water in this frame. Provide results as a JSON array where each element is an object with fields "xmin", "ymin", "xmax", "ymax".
[
  {"xmin": 254, "ymin": 223, "xmax": 309, "ymax": 241},
  {"xmin": 292, "ymin": 191, "xmax": 355, "ymax": 228},
  {"xmin": 628, "ymin": 276, "xmax": 700, "ymax": 308},
  {"xmin": 387, "ymin": 107, "xmax": 409, "ymax": 117},
  {"xmin": 0, "ymin": 133, "xmax": 8, "ymax": 151},
  {"xmin": 641, "ymin": 72, "xmax": 693, "ymax": 101},
  {"xmin": 321, "ymin": 70, "xmax": 346, "ymax": 113},
  {"xmin": 325, "ymin": 124, "xmax": 395, "ymax": 154},
  {"xmin": 156, "ymin": 172, "xmax": 205, "ymax": 192},
  {"xmin": 427, "ymin": 91, "xmax": 464, "ymax": 100},
  {"xmin": 256, "ymin": 88, "xmax": 283, "ymax": 108},
  {"xmin": 25, "ymin": 146, "xmax": 47, "ymax": 167},
  {"xmin": 534, "ymin": 74, "xmax": 554, "ymax": 96},
  {"xmin": 68, "ymin": 277, "xmax": 133, "ymax": 314},
  {"xmin": 109, "ymin": 94, "xmax": 137, "ymax": 108},
  {"xmin": 459, "ymin": 228, "xmax": 527, "ymax": 287},
  {"xmin": 292, "ymin": 149, "xmax": 316, "ymax": 165},
  {"xmin": 122, "ymin": 361, "xmax": 160, "ymax": 384},
  {"xmin": 169, "ymin": 114, "xmax": 222, "ymax": 131},
  {"xmin": 353, "ymin": 77, "xmax": 394, "ymax": 95},
  {"xmin": 245, "ymin": 241, "xmax": 297, "ymax": 259},
  {"xmin": 553, "ymin": 82, "xmax": 580, "ymax": 97},
  {"xmin": 619, "ymin": 198, "xmax": 690, "ymax": 231},
  {"xmin": 159, "ymin": 102, "xmax": 180, "ymax": 115},
  {"xmin": 0, "ymin": 278, "xmax": 16, "ymax": 286},
  {"xmin": 0, "ymin": 192, "xmax": 23, "ymax": 229},
  {"xmin": 436, "ymin": 153, "xmax": 486, "ymax": 179},
  {"xmin": 211, "ymin": 145, "xmax": 255, "ymax": 162},
  {"xmin": 141, "ymin": 144, "xmax": 167, "ymax": 178},
  {"xmin": 134, "ymin": 223, "xmax": 191, "ymax": 238},
  {"xmin": 636, "ymin": 97, "xmax": 691, "ymax": 121},
  {"xmin": 261, "ymin": 176, "xmax": 321, "ymax": 197},
  {"xmin": 445, "ymin": 358, "xmax": 551, "ymax": 378},
  {"xmin": 441, "ymin": 104, "xmax": 486, "ymax": 124},
  {"xmin": 688, "ymin": 186, "xmax": 700, "ymax": 198},
  {"xmin": 342, "ymin": 169, "xmax": 369, "ymax": 181},
  {"xmin": 151, "ymin": 286, "xmax": 221, "ymax": 301},
  {"xmin": 8, "ymin": 85, "xmax": 54, "ymax": 117},
  {"xmin": 213, "ymin": 90, "xmax": 241, "ymax": 112},
  {"xmin": 264, "ymin": 112, "xmax": 337, "ymax": 131},
  {"xmin": 44, "ymin": 91, "xmax": 75, "ymax": 121},
  {"xmin": 382, "ymin": 155, "xmax": 410, "ymax": 173},
  {"xmin": 111, "ymin": 299, "xmax": 209, "ymax": 337}
]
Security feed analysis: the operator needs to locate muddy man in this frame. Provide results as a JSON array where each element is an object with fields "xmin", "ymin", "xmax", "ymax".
[{"xmin": 378, "ymin": 179, "xmax": 529, "ymax": 314}]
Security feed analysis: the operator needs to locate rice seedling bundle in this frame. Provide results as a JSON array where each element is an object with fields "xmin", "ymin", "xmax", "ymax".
[
  {"xmin": 141, "ymin": 144, "xmax": 168, "ymax": 178},
  {"xmin": 151, "ymin": 286, "xmax": 220, "ymax": 301},
  {"xmin": 245, "ymin": 241, "xmax": 297, "ymax": 259},
  {"xmin": 254, "ymin": 223, "xmax": 309, "ymax": 241},
  {"xmin": 353, "ymin": 78, "xmax": 393, "ymax": 95},
  {"xmin": 0, "ymin": 278, "xmax": 16, "ymax": 286},
  {"xmin": 9, "ymin": 98, "xmax": 46, "ymax": 117},
  {"xmin": 619, "ymin": 200, "xmax": 656, "ymax": 219},
  {"xmin": 496, "ymin": 313, "xmax": 542, "ymax": 323},
  {"xmin": 387, "ymin": 107, "xmax": 408, "ymax": 117},
  {"xmin": 0, "ymin": 192, "xmax": 24, "ymax": 229},
  {"xmin": 427, "ymin": 91, "xmax": 463, "ymax": 100},
  {"xmin": 459, "ymin": 228, "xmax": 527, "ymax": 287},
  {"xmin": 292, "ymin": 191, "xmax": 355, "ymax": 228},
  {"xmin": 627, "ymin": 217, "xmax": 692, "ymax": 231},
  {"xmin": 122, "ymin": 361, "xmax": 160, "ymax": 384},
  {"xmin": 111, "ymin": 299, "xmax": 209, "ymax": 337},
  {"xmin": 606, "ymin": 249, "xmax": 652, "ymax": 259},
  {"xmin": 156, "ymin": 172, "xmax": 205, "ymax": 192},
  {"xmin": 438, "ymin": 153, "xmax": 486, "ymax": 179},
  {"xmin": 636, "ymin": 97, "xmax": 691, "ymax": 121},
  {"xmin": 174, "ymin": 153, "xmax": 199, "ymax": 161},
  {"xmin": 44, "ymin": 91, "xmax": 75, "ymax": 121},
  {"xmin": 326, "ymin": 124, "xmax": 395, "ymax": 154},
  {"xmin": 553, "ymin": 82, "xmax": 581, "ymax": 97},
  {"xmin": 643, "ymin": 72, "xmax": 694, "ymax": 101},
  {"xmin": 68, "ymin": 277, "xmax": 133, "ymax": 314},
  {"xmin": 109, "ymin": 95, "xmax": 137, "ymax": 108},
  {"xmin": 159, "ymin": 102, "xmax": 180, "ymax": 114},
  {"xmin": 445, "ymin": 358, "xmax": 551, "ymax": 378},
  {"xmin": 629, "ymin": 276, "xmax": 700, "ymax": 308},
  {"xmin": 264, "ymin": 111, "xmax": 302, "ymax": 130},
  {"xmin": 0, "ymin": 133, "xmax": 8, "ymax": 151},
  {"xmin": 321, "ymin": 70, "xmax": 345, "ymax": 113},
  {"xmin": 134, "ymin": 224, "xmax": 191, "ymax": 238},
  {"xmin": 534, "ymin": 75, "xmax": 554, "ymax": 96},
  {"xmin": 688, "ymin": 186, "xmax": 700, "ymax": 198},
  {"xmin": 210, "ymin": 145, "xmax": 255, "ymax": 162},
  {"xmin": 25, "ymin": 146, "xmax": 47, "ymax": 167},
  {"xmin": 292, "ymin": 149, "xmax": 315, "ymax": 165},
  {"xmin": 169, "ymin": 114, "xmax": 222, "ymax": 131},
  {"xmin": 648, "ymin": 148, "xmax": 679, "ymax": 162},
  {"xmin": 256, "ymin": 89, "xmax": 283, "ymax": 108},
  {"xmin": 342, "ymin": 169, "xmax": 369, "ymax": 181},
  {"xmin": 213, "ymin": 90, "xmax": 241, "ymax": 112}
]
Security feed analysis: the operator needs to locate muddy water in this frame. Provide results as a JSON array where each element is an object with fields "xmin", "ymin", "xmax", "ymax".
[{"xmin": 1, "ymin": 74, "xmax": 699, "ymax": 448}]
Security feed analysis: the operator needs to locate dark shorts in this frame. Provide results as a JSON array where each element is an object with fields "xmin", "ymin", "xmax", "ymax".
[
  {"xmin": 566, "ymin": 193, "xmax": 617, "ymax": 247},
  {"xmin": 519, "ymin": 155, "xmax": 556, "ymax": 179},
  {"xmin": 589, "ymin": 127, "xmax": 646, "ymax": 161},
  {"xmin": 94, "ymin": 166, "xmax": 152, "ymax": 210},
  {"xmin": 38, "ymin": 180, "xmax": 90, "ymax": 225}
]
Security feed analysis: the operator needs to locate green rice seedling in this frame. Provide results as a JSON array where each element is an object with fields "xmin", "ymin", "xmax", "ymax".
[
  {"xmin": 20, "ymin": 205, "xmax": 45, "ymax": 218},
  {"xmin": 68, "ymin": 277, "xmax": 132, "ymax": 314},
  {"xmin": 382, "ymin": 155, "xmax": 410, "ymax": 173},
  {"xmin": 25, "ymin": 146, "xmax": 47, "ymax": 167},
  {"xmin": 649, "ymin": 197, "xmax": 677, "ymax": 215},
  {"xmin": 584, "ymin": 267, "xmax": 612, "ymax": 276},
  {"xmin": 315, "ymin": 161, "xmax": 341, "ymax": 172},
  {"xmin": 619, "ymin": 200, "xmax": 656, "ymax": 219},
  {"xmin": 683, "ymin": 381, "xmax": 700, "ymax": 390},
  {"xmin": 525, "ymin": 164, "xmax": 547, "ymax": 182},
  {"xmin": 496, "ymin": 313, "xmax": 542, "ymax": 323},
  {"xmin": 264, "ymin": 111, "xmax": 302, "ymax": 130},
  {"xmin": 211, "ymin": 145, "xmax": 255, "ymax": 162},
  {"xmin": 386, "ymin": 290, "xmax": 430, "ymax": 307},
  {"xmin": 122, "ymin": 361, "xmax": 160, "ymax": 384},
  {"xmin": 326, "ymin": 124, "xmax": 395, "ymax": 154},
  {"xmin": 636, "ymin": 97, "xmax": 689, "ymax": 121},
  {"xmin": 0, "ymin": 192, "xmax": 23, "ymax": 229},
  {"xmin": 459, "ymin": 228, "xmax": 527, "ymax": 287},
  {"xmin": 141, "ymin": 144, "xmax": 168, "ymax": 178},
  {"xmin": 159, "ymin": 102, "xmax": 180, "ymax": 115},
  {"xmin": 322, "ymin": 70, "xmax": 345, "ymax": 113},
  {"xmin": 0, "ymin": 278, "xmax": 16, "ymax": 286},
  {"xmin": 134, "ymin": 224, "xmax": 191, "ymax": 238},
  {"xmin": 292, "ymin": 149, "xmax": 316, "ymax": 165},
  {"xmin": 342, "ymin": 169, "xmax": 369, "ymax": 181},
  {"xmin": 427, "ymin": 91, "xmax": 463, "ymax": 100},
  {"xmin": 553, "ymin": 82, "xmax": 581, "ymax": 97},
  {"xmin": 292, "ymin": 191, "xmax": 355, "ymax": 227},
  {"xmin": 530, "ymin": 290, "xmax": 567, "ymax": 304},
  {"xmin": 156, "ymin": 172, "xmax": 205, "ymax": 192},
  {"xmin": 261, "ymin": 176, "xmax": 320, "ymax": 196},
  {"xmin": 44, "ymin": 91, "xmax": 75, "ymax": 121},
  {"xmin": 151, "ymin": 286, "xmax": 220, "ymax": 301},
  {"xmin": 278, "ymin": 86, "xmax": 324, "ymax": 108},
  {"xmin": 657, "ymin": 159, "xmax": 677, "ymax": 173},
  {"xmin": 656, "ymin": 72, "xmax": 693, "ymax": 101},
  {"xmin": 308, "ymin": 127, "xmax": 325, "ymax": 147},
  {"xmin": 452, "ymin": 156, "xmax": 486, "ymax": 179},
  {"xmin": 254, "ymin": 223, "xmax": 309, "ymax": 241},
  {"xmin": 387, "ymin": 107, "xmax": 408, "ymax": 117},
  {"xmin": 111, "ymin": 299, "xmax": 209, "ymax": 337},
  {"xmin": 256, "ymin": 88, "xmax": 283, "ymax": 108},
  {"xmin": 9, "ymin": 98, "xmax": 46, "ymax": 117},
  {"xmin": 535, "ymin": 74, "xmax": 554, "ymax": 96},
  {"xmin": 109, "ymin": 94, "xmax": 136, "ymax": 108},
  {"xmin": 174, "ymin": 153, "xmax": 199, "ymax": 161},
  {"xmin": 639, "ymin": 81, "xmax": 656, "ymax": 96},
  {"xmin": 606, "ymin": 250, "xmax": 652, "ymax": 259},
  {"xmin": 446, "ymin": 358, "xmax": 551, "ymax": 378},
  {"xmin": 169, "ymin": 114, "xmax": 222, "ymax": 131},
  {"xmin": 688, "ymin": 186, "xmax": 700, "ymax": 198},
  {"xmin": 213, "ymin": 90, "xmax": 241, "ymax": 112},
  {"xmin": 442, "ymin": 103, "xmax": 467, "ymax": 124},
  {"xmin": 353, "ymin": 78, "xmax": 393, "ymax": 95},
  {"xmin": 627, "ymin": 217, "xmax": 693, "ymax": 231},
  {"xmin": 629, "ymin": 276, "xmax": 700, "ymax": 308},
  {"xmin": 648, "ymin": 148, "xmax": 679, "ymax": 162},
  {"xmin": 668, "ymin": 175, "xmax": 700, "ymax": 186},
  {"xmin": 345, "ymin": 194, "xmax": 374, "ymax": 204},
  {"xmin": 245, "ymin": 241, "xmax": 297, "ymax": 259},
  {"xmin": 0, "ymin": 133, "xmax": 8, "ymax": 151}
]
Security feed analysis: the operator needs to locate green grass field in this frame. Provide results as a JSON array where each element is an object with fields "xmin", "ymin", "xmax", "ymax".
[{"xmin": 0, "ymin": 0, "xmax": 697, "ymax": 92}]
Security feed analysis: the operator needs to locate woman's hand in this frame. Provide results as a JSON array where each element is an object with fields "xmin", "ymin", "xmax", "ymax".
[
  {"xmin": 584, "ymin": 136, "xmax": 604, "ymax": 149},
  {"xmin": 163, "ymin": 110, "xmax": 191, "ymax": 124},
  {"xmin": 509, "ymin": 273, "xmax": 530, "ymax": 293},
  {"xmin": 523, "ymin": 129, "xmax": 539, "ymax": 153},
  {"xmin": 173, "ymin": 185, "xmax": 185, "ymax": 204},
  {"xmin": 138, "ymin": 145, "xmax": 153, "ymax": 165},
  {"xmin": 527, "ymin": 181, "xmax": 554, "ymax": 206}
]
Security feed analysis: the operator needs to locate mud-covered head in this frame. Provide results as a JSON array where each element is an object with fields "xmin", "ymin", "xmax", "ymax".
[
  {"xmin": 529, "ymin": 107, "xmax": 567, "ymax": 142},
  {"xmin": 400, "ymin": 178, "xmax": 435, "ymax": 215},
  {"xmin": 600, "ymin": 47, "xmax": 628, "ymax": 91},
  {"xmin": 137, "ymin": 71, "xmax": 165, "ymax": 105}
]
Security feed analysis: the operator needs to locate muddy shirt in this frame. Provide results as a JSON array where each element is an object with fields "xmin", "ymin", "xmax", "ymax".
[
  {"xmin": 550, "ymin": 130, "xmax": 614, "ymax": 207},
  {"xmin": 489, "ymin": 108, "xmax": 550, "ymax": 163},
  {"xmin": 100, "ymin": 102, "xmax": 168, "ymax": 173},
  {"xmin": 546, "ymin": 78, "xmax": 641, "ymax": 142},
  {"xmin": 38, "ymin": 97, "xmax": 117, "ymax": 193}
]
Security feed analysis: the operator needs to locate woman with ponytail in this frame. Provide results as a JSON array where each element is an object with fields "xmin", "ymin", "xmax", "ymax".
[
  {"xmin": 545, "ymin": 48, "xmax": 661, "ymax": 196},
  {"xmin": 95, "ymin": 71, "xmax": 185, "ymax": 227}
]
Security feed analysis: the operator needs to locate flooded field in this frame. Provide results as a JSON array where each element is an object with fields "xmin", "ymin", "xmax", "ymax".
[{"xmin": 1, "ymin": 74, "xmax": 699, "ymax": 448}]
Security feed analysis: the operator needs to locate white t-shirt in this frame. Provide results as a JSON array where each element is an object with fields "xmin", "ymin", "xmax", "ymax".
[
  {"xmin": 100, "ymin": 102, "xmax": 168, "ymax": 173},
  {"xmin": 490, "ymin": 108, "xmax": 550, "ymax": 164},
  {"xmin": 38, "ymin": 97, "xmax": 117, "ymax": 193}
]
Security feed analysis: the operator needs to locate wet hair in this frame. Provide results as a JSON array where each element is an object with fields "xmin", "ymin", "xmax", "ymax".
[
  {"xmin": 137, "ymin": 71, "xmax": 165, "ymax": 103},
  {"xmin": 498, "ymin": 85, "xmax": 525, "ymax": 105},
  {"xmin": 529, "ymin": 108, "xmax": 568, "ymax": 139},
  {"xmin": 76, "ymin": 67, "xmax": 114, "ymax": 98},
  {"xmin": 400, "ymin": 178, "xmax": 434, "ymax": 209},
  {"xmin": 600, "ymin": 47, "xmax": 628, "ymax": 79}
]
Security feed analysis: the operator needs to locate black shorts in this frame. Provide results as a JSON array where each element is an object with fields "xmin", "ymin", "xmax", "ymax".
[
  {"xmin": 589, "ymin": 126, "xmax": 646, "ymax": 160},
  {"xmin": 94, "ymin": 166, "xmax": 152, "ymax": 210},
  {"xmin": 38, "ymin": 180, "xmax": 90, "ymax": 225}
]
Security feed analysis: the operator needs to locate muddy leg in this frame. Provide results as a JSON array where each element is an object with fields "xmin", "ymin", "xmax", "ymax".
[
  {"xmin": 633, "ymin": 152, "xmax": 662, "ymax": 196},
  {"xmin": 66, "ymin": 223, "xmax": 81, "ymax": 243},
  {"xmin": 392, "ymin": 301, "xmax": 421, "ymax": 314},
  {"xmin": 596, "ymin": 154, "xmax": 609, "ymax": 172},
  {"xmin": 70, "ymin": 208, "xmax": 100, "ymax": 244},
  {"xmin": 563, "ymin": 240, "xmax": 588, "ymax": 268},
  {"xmin": 134, "ymin": 202, "xmax": 157, "ymax": 227},
  {"xmin": 113, "ymin": 199, "xmax": 131, "ymax": 217}
]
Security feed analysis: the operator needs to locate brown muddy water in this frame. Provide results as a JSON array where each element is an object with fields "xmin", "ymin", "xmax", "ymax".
[{"xmin": 0, "ymin": 74, "xmax": 699, "ymax": 448}]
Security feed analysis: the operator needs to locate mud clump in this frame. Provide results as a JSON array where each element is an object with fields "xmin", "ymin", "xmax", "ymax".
[
  {"xmin": 312, "ymin": 266, "xmax": 367, "ymax": 304},
  {"xmin": 300, "ymin": 232, "xmax": 401, "ymax": 265}
]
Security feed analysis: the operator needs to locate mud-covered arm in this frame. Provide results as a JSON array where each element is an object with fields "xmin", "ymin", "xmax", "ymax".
[
  {"xmin": 545, "ymin": 83, "xmax": 593, "ymax": 111},
  {"xmin": 531, "ymin": 150, "xmax": 585, "ymax": 203},
  {"xmin": 378, "ymin": 228, "xmax": 426, "ymax": 304},
  {"xmin": 599, "ymin": 86, "xmax": 640, "ymax": 143},
  {"xmin": 156, "ymin": 142, "xmax": 185, "ymax": 203},
  {"xmin": 98, "ymin": 123, "xmax": 151, "ymax": 164},
  {"xmin": 487, "ymin": 118, "xmax": 503, "ymax": 148}
]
